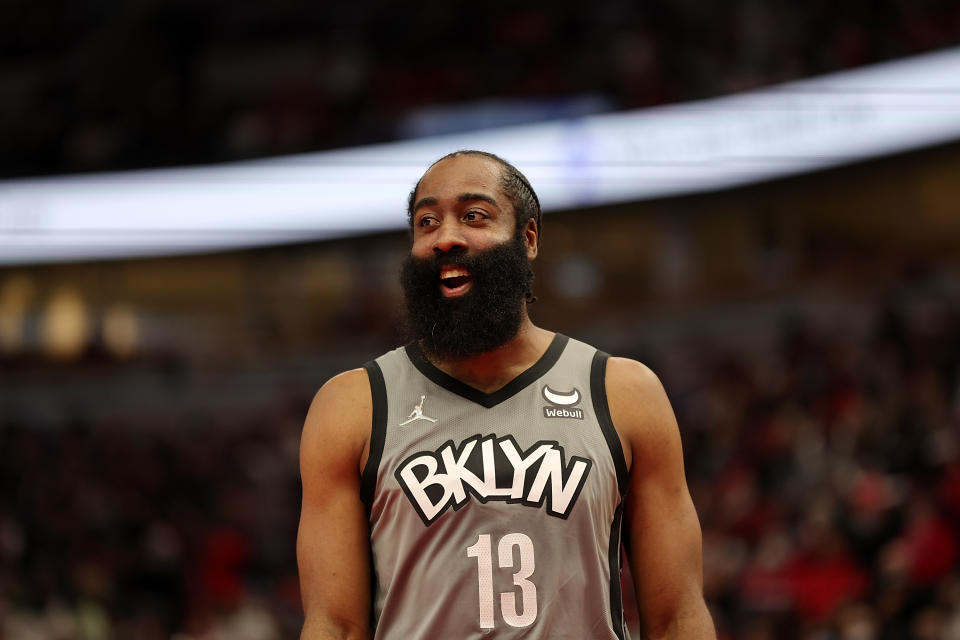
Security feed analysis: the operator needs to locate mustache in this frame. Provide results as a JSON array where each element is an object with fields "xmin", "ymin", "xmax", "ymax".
[{"xmin": 407, "ymin": 247, "xmax": 478, "ymax": 272}]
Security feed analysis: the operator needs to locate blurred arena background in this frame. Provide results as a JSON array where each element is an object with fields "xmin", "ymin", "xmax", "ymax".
[{"xmin": 3, "ymin": 2, "xmax": 960, "ymax": 639}]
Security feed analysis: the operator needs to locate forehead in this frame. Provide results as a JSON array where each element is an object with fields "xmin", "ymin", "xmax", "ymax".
[{"xmin": 415, "ymin": 155, "xmax": 505, "ymax": 203}]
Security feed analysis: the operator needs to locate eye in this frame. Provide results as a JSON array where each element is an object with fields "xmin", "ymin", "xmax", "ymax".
[
  {"xmin": 417, "ymin": 214, "xmax": 439, "ymax": 228},
  {"xmin": 463, "ymin": 210, "xmax": 487, "ymax": 223}
]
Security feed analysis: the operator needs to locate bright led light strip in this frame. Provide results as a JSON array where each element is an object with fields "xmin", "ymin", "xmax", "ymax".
[{"xmin": 2, "ymin": 46, "xmax": 960, "ymax": 265}]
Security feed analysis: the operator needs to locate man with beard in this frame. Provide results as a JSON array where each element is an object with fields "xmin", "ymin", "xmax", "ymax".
[{"xmin": 297, "ymin": 151, "xmax": 715, "ymax": 640}]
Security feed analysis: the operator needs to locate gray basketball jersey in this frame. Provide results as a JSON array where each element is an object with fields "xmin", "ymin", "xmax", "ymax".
[{"xmin": 361, "ymin": 334, "xmax": 630, "ymax": 639}]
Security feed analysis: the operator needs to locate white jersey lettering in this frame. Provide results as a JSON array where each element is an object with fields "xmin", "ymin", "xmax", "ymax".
[{"xmin": 394, "ymin": 434, "xmax": 593, "ymax": 526}]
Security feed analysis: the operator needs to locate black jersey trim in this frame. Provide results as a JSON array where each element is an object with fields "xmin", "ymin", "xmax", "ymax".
[
  {"xmin": 360, "ymin": 360, "xmax": 387, "ymax": 515},
  {"xmin": 608, "ymin": 502, "xmax": 626, "ymax": 640},
  {"xmin": 591, "ymin": 350, "xmax": 629, "ymax": 497},
  {"xmin": 403, "ymin": 333, "xmax": 569, "ymax": 408}
]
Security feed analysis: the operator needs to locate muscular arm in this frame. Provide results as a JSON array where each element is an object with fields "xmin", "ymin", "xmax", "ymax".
[
  {"xmin": 297, "ymin": 369, "xmax": 373, "ymax": 640},
  {"xmin": 607, "ymin": 358, "xmax": 716, "ymax": 640}
]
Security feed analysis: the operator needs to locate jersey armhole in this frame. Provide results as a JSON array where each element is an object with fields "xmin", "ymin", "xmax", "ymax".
[
  {"xmin": 590, "ymin": 350, "xmax": 630, "ymax": 498},
  {"xmin": 360, "ymin": 360, "xmax": 387, "ymax": 515},
  {"xmin": 592, "ymin": 350, "xmax": 630, "ymax": 640}
]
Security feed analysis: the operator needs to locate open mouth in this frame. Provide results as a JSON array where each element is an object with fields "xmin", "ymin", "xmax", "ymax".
[{"xmin": 440, "ymin": 266, "xmax": 473, "ymax": 297}]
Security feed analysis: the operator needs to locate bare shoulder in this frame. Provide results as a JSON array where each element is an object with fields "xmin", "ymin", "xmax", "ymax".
[
  {"xmin": 606, "ymin": 358, "xmax": 715, "ymax": 637},
  {"xmin": 300, "ymin": 368, "xmax": 372, "ymax": 474},
  {"xmin": 604, "ymin": 356, "xmax": 680, "ymax": 470},
  {"xmin": 298, "ymin": 368, "xmax": 376, "ymax": 638}
]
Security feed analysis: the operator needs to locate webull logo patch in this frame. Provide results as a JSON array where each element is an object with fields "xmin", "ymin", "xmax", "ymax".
[{"xmin": 541, "ymin": 385, "xmax": 584, "ymax": 420}]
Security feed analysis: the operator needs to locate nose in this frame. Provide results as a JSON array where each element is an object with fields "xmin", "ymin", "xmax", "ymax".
[{"xmin": 431, "ymin": 219, "xmax": 467, "ymax": 255}]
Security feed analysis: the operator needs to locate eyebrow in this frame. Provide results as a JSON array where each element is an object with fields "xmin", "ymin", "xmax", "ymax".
[
  {"xmin": 412, "ymin": 196, "xmax": 437, "ymax": 212},
  {"xmin": 412, "ymin": 193, "xmax": 499, "ymax": 213},
  {"xmin": 458, "ymin": 193, "xmax": 498, "ymax": 207}
]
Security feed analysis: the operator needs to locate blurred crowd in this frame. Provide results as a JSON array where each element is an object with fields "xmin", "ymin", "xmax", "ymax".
[
  {"xmin": 666, "ymin": 279, "xmax": 960, "ymax": 639},
  {"xmin": 4, "ymin": 0, "xmax": 960, "ymax": 177},
  {"xmin": 0, "ymin": 408, "xmax": 306, "ymax": 640},
  {"xmin": 1, "ymin": 270, "xmax": 958, "ymax": 639}
]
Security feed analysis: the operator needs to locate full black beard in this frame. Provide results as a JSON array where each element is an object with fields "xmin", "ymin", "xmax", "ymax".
[{"xmin": 400, "ymin": 233, "xmax": 534, "ymax": 360}]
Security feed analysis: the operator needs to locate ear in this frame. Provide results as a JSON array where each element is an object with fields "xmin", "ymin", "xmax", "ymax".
[{"xmin": 524, "ymin": 218, "xmax": 539, "ymax": 260}]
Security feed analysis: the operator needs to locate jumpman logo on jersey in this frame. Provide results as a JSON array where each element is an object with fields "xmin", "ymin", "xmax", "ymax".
[{"xmin": 399, "ymin": 395, "xmax": 438, "ymax": 426}]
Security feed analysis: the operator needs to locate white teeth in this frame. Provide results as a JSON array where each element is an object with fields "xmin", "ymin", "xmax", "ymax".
[{"xmin": 440, "ymin": 266, "xmax": 470, "ymax": 278}]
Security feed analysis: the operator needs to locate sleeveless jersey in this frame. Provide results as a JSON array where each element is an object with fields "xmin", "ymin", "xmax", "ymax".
[{"xmin": 361, "ymin": 334, "xmax": 630, "ymax": 639}]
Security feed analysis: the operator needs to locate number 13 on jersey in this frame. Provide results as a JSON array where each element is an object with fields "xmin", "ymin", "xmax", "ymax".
[{"xmin": 466, "ymin": 533, "xmax": 538, "ymax": 630}]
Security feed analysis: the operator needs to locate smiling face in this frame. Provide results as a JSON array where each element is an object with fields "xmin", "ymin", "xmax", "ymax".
[
  {"xmin": 401, "ymin": 154, "xmax": 539, "ymax": 360},
  {"xmin": 409, "ymin": 154, "xmax": 538, "ymax": 298}
]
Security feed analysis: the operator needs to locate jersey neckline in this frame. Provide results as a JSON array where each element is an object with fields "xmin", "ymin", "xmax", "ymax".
[{"xmin": 404, "ymin": 333, "xmax": 569, "ymax": 408}]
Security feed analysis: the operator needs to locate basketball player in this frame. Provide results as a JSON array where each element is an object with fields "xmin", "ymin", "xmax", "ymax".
[{"xmin": 297, "ymin": 151, "xmax": 716, "ymax": 639}]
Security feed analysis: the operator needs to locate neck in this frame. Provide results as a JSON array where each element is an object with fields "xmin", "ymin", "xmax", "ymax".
[{"xmin": 423, "ymin": 313, "xmax": 555, "ymax": 393}]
